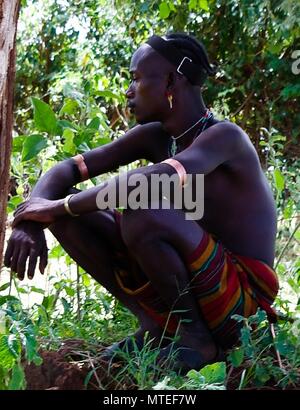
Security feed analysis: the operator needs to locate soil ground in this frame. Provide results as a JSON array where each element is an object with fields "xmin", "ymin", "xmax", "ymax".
[{"xmin": 24, "ymin": 339, "xmax": 300, "ymax": 390}]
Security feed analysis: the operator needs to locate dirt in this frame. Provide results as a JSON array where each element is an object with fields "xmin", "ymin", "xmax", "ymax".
[
  {"xmin": 24, "ymin": 339, "xmax": 300, "ymax": 390},
  {"xmin": 24, "ymin": 339, "xmax": 135, "ymax": 390}
]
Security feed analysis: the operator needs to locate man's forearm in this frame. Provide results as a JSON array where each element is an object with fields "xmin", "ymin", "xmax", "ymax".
[
  {"xmin": 66, "ymin": 163, "xmax": 176, "ymax": 216},
  {"xmin": 31, "ymin": 159, "xmax": 79, "ymax": 200}
]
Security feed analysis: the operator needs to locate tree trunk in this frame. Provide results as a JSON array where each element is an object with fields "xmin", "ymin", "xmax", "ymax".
[{"xmin": 0, "ymin": 0, "xmax": 20, "ymax": 266}]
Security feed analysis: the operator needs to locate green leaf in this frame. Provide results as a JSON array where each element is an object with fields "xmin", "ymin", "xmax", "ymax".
[
  {"xmin": 57, "ymin": 119, "xmax": 79, "ymax": 131},
  {"xmin": 198, "ymin": 362, "xmax": 226, "ymax": 384},
  {"xmin": 189, "ymin": 0, "xmax": 198, "ymax": 10},
  {"xmin": 0, "ymin": 283, "xmax": 11, "ymax": 292},
  {"xmin": 254, "ymin": 365, "xmax": 271, "ymax": 384},
  {"xmin": 7, "ymin": 195, "xmax": 23, "ymax": 213},
  {"xmin": 59, "ymin": 98, "xmax": 80, "ymax": 116},
  {"xmin": 0, "ymin": 335, "xmax": 16, "ymax": 370},
  {"xmin": 33, "ymin": 355, "xmax": 43, "ymax": 366},
  {"xmin": 41, "ymin": 295, "xmax": 56, "ymax": 311},
  {"xmin": 159, "ymin": 2, "xmax": 170, "ymax": 19},
  {"xmin": 280, "ymin": 84, "xmax": 300, "ymax": 100},
  {"xmin": 273, "ymin": 169, "xmax": 285, "ymax": 193},
  {"xmin": 82, "ymin": 274, "xmax": 91, "ymax": 287},
  {"xmin": 21, "ymin": 134, "xmax": 47, "ymax": 161},
  {"xmin": 12, "ymin": 135, "xmax": 26, "ymax": 153},
  {"xmin": 87, "ymin": 117, "xmax": 101, "ymax": 130},
  {"xmin": 31, "ymin": 97, "xmax": 57, "ymax": 135},
  {"xmin": 61, "ymin": 297, "xmax": 71, "ymax": 314},
  {"xmin": 294, "ymin": 229, "xmax": 300, "ymax": 241},
  {"xmin": 64, "ymin": 286, "xmax": 75, "ymax": 297},
  {"xmin": 199, "ymin": 0, "xmax": 209, "ymax": 11},
  {"xmin": 97, "ymin": 137, "xmax": 111, "ymax": 146},
  {"xmin": 8, "ymin": 363, "xmax": 25, "ymax": 390},
  {"xmin": 7, "ymin": 334, "xmax": 20, "ymax": 359},
  {"xmin": 228, "ymin": 347, "xmax": 244, "ymax": 367},
  {"xmin": 0, "ymin": 296, "xmax": 20, "ymax": 307},
  {"xmin": 63, "ymin": 128, "xmax": 75, "ymax": 154},
  {"xmin": 49, "ymin": 244, "xmax": 66, "ymax": 259},
  {"xmin": 96, "ymin": 90, "xmax": 120, "ymax": 101},
  {"xmin": 283, "ymin": 198, "xmax": 294, "ymax": 220},
  {"xmin": 24, "ymin": 332, "xmax": 39, "ymax": 363},
  {"xmin": 30, "ymin": 287, "xmax": 45, "ymax": 295}
]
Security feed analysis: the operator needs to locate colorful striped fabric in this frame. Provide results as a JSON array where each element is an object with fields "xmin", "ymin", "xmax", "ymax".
[{"xmin": 114, "ymin": 230, "xmax": 279, "ymax": 349}]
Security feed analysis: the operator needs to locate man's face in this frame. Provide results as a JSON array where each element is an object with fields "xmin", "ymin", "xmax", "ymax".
[{"xmin": 126, "ymin": 45, "xmax": 169, "ymax": 124}]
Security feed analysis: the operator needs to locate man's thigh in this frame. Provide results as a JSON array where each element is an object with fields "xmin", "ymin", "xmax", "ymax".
[{"xmin": 120, "ymin": 206, "xmax": 205, "ymax": 260}]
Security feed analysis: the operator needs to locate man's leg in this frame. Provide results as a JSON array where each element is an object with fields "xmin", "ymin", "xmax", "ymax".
[
  {"xmin": 121, "ymin": 206, "xmax": 218, "ymax": 363},
  {"xmin": 49, "ymin": 210, "xmax": 164, "ymax": 343}
]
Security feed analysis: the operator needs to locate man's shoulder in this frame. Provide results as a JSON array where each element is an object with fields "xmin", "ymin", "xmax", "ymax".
[
  {"xmin": 208, "ymin": 119, "xmax": 246, "ymax": 137},
  {"xmin": 188, "ymin": 118, "xmax": 257, "ymax": 172},
  {"xmin": 196, "ymin": 119, "xmax": 250, "ymax": 152}
]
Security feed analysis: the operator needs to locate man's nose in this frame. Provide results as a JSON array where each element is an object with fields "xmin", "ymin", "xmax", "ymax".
[{"xmin": 125, "ymin": 84, "xmax": 134, "ymax": 99}]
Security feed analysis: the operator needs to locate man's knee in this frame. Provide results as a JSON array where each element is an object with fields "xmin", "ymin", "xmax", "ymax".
[
  {"xmin": 120, "ymin": 207, "xmax": 204, "ymax": 257},
  {"xmin": 120, "ymin": 208, "xmax": 165, "ymax": 250},
  {"xmin": 48, "ymin": 215, "xmax": 75, "ymax": 238}
]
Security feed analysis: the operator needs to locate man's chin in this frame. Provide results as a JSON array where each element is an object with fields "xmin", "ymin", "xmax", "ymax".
[{"xmin": 135, "ymin": 114, "xmax": 155, "ymax": 125}]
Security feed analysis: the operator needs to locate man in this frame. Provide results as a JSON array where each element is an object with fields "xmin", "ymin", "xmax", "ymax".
[{"xmin": 4, "ymin": 33, "xmax": 278, "ymax": 373}]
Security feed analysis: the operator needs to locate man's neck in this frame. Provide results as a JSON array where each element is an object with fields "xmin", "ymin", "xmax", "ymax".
[{"xmin": 162, "ymin": 94, "xmax": 207, "ymax": 145}]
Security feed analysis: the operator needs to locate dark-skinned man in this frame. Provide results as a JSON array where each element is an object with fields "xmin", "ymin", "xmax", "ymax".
[{"xmin": 4, "ymin": 33, "xmax": 279, "ymax": 373}]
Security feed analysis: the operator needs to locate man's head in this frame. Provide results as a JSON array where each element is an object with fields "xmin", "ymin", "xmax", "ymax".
[{"xmin": 126, "ymin": 33, "xmax": 215, "ymax": 124}]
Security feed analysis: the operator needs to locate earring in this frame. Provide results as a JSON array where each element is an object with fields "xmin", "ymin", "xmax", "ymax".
[{"xmin": 167, "ymin": 93, "xmax": 173, "ymax": 109}]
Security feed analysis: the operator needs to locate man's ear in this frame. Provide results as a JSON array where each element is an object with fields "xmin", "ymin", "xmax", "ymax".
[{"xmin": 166, "ymin": 71, "xmax": 177, "ymax": 91}]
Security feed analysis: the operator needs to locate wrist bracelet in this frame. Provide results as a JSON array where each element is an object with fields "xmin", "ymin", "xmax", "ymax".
[{"xmin": 64, "ymin": 194, "xmax": 79, "ymax": 217}]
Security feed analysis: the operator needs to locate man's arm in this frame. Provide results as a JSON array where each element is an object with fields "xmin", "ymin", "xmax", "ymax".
[
  {"xmin": 4, "ymin": 122, "xmax": 165, "ymax": 280},
  {"xmin": 64, "ymin": 122, "xmax": 246, "ymax": 213},
  {"xmin": 13, "ymin": 122, "xmax": 246, "ymax": 221},
  {"xmin": 31, "ymin": 122, "xmax": 164, "ymax": 200}
]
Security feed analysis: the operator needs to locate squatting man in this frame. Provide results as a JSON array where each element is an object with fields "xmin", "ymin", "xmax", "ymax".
[{"xmin": 4, "ymin": 33, "xmax": 279, "ymax": 373}]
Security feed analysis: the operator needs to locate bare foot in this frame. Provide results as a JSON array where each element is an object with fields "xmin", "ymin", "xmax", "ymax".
[{"xmin": 100, "ymin": 326, "xmax": 170, "ymax": 360}]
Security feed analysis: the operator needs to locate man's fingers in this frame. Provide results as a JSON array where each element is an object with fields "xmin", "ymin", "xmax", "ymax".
[
  {"xmin": 39, "ymin": 245, "xmax": 48, "ymax": 274},
  {"xmin": 4, "ymin": 240, "xmax": 14, "ymax": 267},
  {"xmin": 13, "ymin": 203, "xmax": 26, "ymax": 217},
  {"xmin": 27, "ymin": 249, "xmax": 39, "ymax": 280},
  {"xmin": 9, "ymin": 243, "xmax": 21, "ymax": 275},
  {"xmin": 16, "ymin": 246, "xmax": 30, "ymax": 281}
]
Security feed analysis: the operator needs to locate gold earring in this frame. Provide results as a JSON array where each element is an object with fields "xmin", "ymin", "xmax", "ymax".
[{"xmin": 168, "ymin": 94, "xmax": 173, "ymax": 109}]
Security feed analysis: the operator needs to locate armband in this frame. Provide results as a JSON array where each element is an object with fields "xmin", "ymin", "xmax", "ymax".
[
  {"xmin": 161, "ymin": 158, "xmax": 187, "ymax": 186},
  {"xmin": 72, "ymin": 154, "xmax": 89, "ymax": 182}
]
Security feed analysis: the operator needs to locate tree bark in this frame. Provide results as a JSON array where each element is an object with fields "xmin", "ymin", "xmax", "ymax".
[{"xmin": 0, "ymin": 0, "xmax": 20, "ymax": 266}]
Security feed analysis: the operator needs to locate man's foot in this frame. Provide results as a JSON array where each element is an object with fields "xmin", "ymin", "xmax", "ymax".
[
  {"xmin": 100, "ymin": 328, "xmax": 171, "ymax": 361},
  {"xmin": 157, "ymin": 342, "xmax": 225, "ymax": 375}
]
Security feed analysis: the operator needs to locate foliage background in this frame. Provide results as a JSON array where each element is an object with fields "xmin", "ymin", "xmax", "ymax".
[{"xmin": 0, "ymin": 0, "xmax": 299, "ymax": 390}]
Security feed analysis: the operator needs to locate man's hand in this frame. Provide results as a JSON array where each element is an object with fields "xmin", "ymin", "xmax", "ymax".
[
  {"xmin": 12, "ymin": 197, "xmax": 65, "ymax": 228},
  {"xmin": 4, "ymin": 221, "xmax": 48, "ymax": 280}
]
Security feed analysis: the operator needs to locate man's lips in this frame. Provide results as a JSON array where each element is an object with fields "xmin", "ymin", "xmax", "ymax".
[{"xmin": 127, "ymin": 103, "xmax": 135, "ymax": 113}]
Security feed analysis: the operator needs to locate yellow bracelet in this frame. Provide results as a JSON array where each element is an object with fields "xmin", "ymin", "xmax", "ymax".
[{"xmin": 64, "ymin": 194, "xmax": 79, "ymax": 217}]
